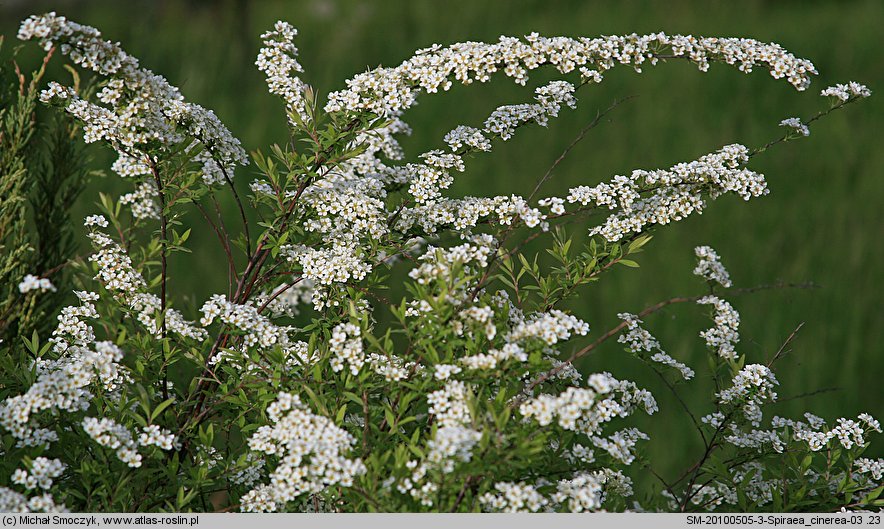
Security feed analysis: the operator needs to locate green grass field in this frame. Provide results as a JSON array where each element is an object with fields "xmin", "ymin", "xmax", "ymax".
[{"xmin": 2, "ymin": 0, "xmax": 882, "ymax": 482}]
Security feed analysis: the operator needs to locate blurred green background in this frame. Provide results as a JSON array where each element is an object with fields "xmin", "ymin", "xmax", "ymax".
[{"xmin": 2, "ymin": 0, "xmax": 882, "ymax": 483}]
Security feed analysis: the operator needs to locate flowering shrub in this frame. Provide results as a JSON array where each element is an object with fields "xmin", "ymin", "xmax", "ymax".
[{"xmin": 0, "ymin": 12, "xmax": 879, "ymax": 513}]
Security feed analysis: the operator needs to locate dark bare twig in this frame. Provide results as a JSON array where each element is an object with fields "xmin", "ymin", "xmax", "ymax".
[
  {"xmin": 650, "ymin": 366, "xmax": 707, "ymax": 445},
  {"xmin": 520, "ymin": 281, "xmax": 817, "ymax": 401},
  {"xmin": 193, "ymin": 201, "xmax": 237, "ymax": 297},
  {"xmin": 149, "ymin": 157, "xmax": 170, "ymax": 401},
  {"xmin": 767, "ymin": 322, "xmax": 805, "ymax": 367},
  {"xmin": 528, "ymin": 95, "xmax": 636, "ymax": 202}
]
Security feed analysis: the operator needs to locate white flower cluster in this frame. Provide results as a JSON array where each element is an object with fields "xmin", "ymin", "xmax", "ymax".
[
  {"xmin": 256, "ymin": 21, "xmax": 310, "ymax": 122},
  {"xmin": 778, "ymin": 117, "xmax": 810, "ymax": 137},
  {"xmin": 119, "ymin": 181, "xmax": 159, "ymax": 220},
  {"xmin": 780, "ymin": 413, "xmax": 882, "ymax": 452},
  {"xmin": 408, "ymin": 234, "xmax": 496, "ymax": 286},
  {"xmin": 618, "ymin": 313, "xmax": 694, "ymax": 380},
  {"xmin": 89, "ymin": 228, "xmax": 207, "ymax": 341},
  {"xmin": 618, "ymin": 313, "xmax": 659, "ymax": 352},
  {"xmin": 424, "ymin": 425, "xmax": 482, "ymax": 474},
  {"xmin": 19, "ymin": 13, "xmax": 248, "ymax": 187},
  {"xmin": 479, "ymin": 481, "xmax": 548, "ymax": 512},
  {"xmin": 592, "ymin": 428, "xmax": 649, "ymax": 465},
  {"xmin": 565, "ymin": 144, "xmax": 767, "ymax": 242},
  {"xmin": 562, "ymin": 443, "xmax": 596, "ymax": 464},
  {"xmin": 367, "ymin": 353, "xmax": 414, "ymax": 382},
  {"xmin": 820, "ymin": 81, "xmax": 871, "ymax": 101},
  {"xmin": 88, "ymin": 232, "xmax": 145, "ymax": 294},
  {"xmin": 459, "ymin": 309, "xmax": 587, "ymax": 371},
  {"xmin": 241, "ymin": 392, "xmax": 366, "ymax": 512},
  {"xmin": 231, "ymin": 454, "xmax": 266, "ymax": 487},
  {"xmin": 855, "ymin": 458, "xmax": 884, "ymax": 481},
  {"xmin": 82, "ymin": 417, "xmax": 142, "ymax": 468},
  {"xmin": 0, "ymin": 487, "xmax": 67, "ymax": 513},
  {"xmin": 717, "ymin": 364, "xmax": 779, "ymax": 426},
  {"xmin": 300, "ymin": 177, "xmax": 389, "ymax": 240},
  {"xmin": 326, "ymin": 31, "xmax": 815, "ymax": 117},
  {"xmin": 649, "ymin": 352, "xmax": 695, "ymax": 380},
  {"xmin": 697, "ymin": 295, "xmax": 740, "ymax": 360},
  {"xmin": 328, "ymin": 322, "xmax": 365, "ymax": 375},
  {"xmin": 11, "ymin": 458, "xmax": 66, "ymax": 490},
  {"xmin": 552, "ymin": 469, "xmax": 633, "ymax": 513},
  {"xmin": 434, "ymin": 364, "xmax": 463, "ymax": 380},
  {"xmin": 723, "ymin": 425, "xmax": 784, "ymax": 453},
  {"xmin": 18, "ymin": 274, "xmax": 56, "ymax": 294},
  {"xmin": 484, "ymin": 81, "xmax": 576, "ymax": 142},
  {"xmin": 129, "ymin": 293, "xmax": 207, "ymax": 341},
  {"xmin": 453, "ymin": 305, "xmax": 497, "ymax": 340},
  {"xmin": 83, "ymin": 214, "xmax": 108, "ymax": 227},
  {"xmin": 110, "ymin": 153, "xmax": 150, "ymax": 177},
  {"xmin": 398, "ymin": 381, "xmax": 482, "ymax": 506},
  {"xmin": 200, "ymin": 294, "xmax": 288, "ymax": 349},
  {"xmin": 284, "ymin": 243, "xmax": 370, "ymax": 309},
  {"xmin": 50, "ymin": 290, "xmax": 99, "ymax": 351},
  {"xmin": 137, "ymin": 424, "xmax": 178, "ymax": 451},
  {"xmin": 693, "ymin": 246, "xmax": 732, "ymax": 288},
  {"xmin": 507, "ymin": 309, "xmax": 589, "ymax": 346},
  {"xmin": 0, "ymin": 292, "xmax": 131, "ymax": 445},
  {"xmin": 460, "ymin": 343, "xmax": 527, "ymax": 371},
  {"xmin": 520, "ymin": 372, "xmax": 657, "ymax": 436},
  {"xmin": 444, "ymin": 126, "xmax": 492, "ymax": 152},
  {"xmin": 396, "ymin": 194, "xmax": 546, "ymax": 234},
  {"xmin": 427, "ymin": 380, "xmax": 473, "ymax": 429},
  {"xmin": 281, "ymin": 341, "xmax": 319, "ymax": 372}
]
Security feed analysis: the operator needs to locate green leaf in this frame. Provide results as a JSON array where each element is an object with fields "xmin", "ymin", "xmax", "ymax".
[{"xmin": 150, "ymin": 397, "xmax": 176, "ymax": 422}]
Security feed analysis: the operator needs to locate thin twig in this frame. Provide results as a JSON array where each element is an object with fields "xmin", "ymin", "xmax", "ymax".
[
  {"xmin": 149, "ymin": 158, "xmax": 170, "ymax": 401},
  {"xmin": 767, "ymin": 321, "xmax": 805, "ymax": 367},
  {"xmin": 528, "ymin": 95, "xmax": 636, "ymax": 202}
]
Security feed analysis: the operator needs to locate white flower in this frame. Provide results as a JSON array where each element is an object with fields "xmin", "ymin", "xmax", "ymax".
[
  {"xmin": 855, "ymin": 458, "xmax": 884, "ymax": 480},
  {"xmin": 137, "ymin": 425, "xmax": 178, "ymax": 451},
  {"xmin": 520, "ymin": 373, "xmax": 656, "ymax": 434},
  {"xmin": 18, "ymin": 12, "xmax": 247, "ymax": 189},
  {"xmin": 778, "ymin": 117, "xmax": 810, "ymax": 137},
  {"xmin": 84, "ymin": 214, "xmax": 109, "ymax": 227},
  {"xmin": 618, "ymin": 313, "xmax": 693, "ymax": 379},
  {"xmin": 820, "ymin": 81, "xmax": 871, "ymax": 101},
  {"xmin": 256, "ymin": 21, "xmax": 310, "ymax": 123},
  {"xmin": 10, "ymin": 458, "xmax": 66, "ymax": 490},
  {"xmin": 200, "ymin": 294, "xmax": 287, "ymax": 350},
  {"xmin": 18, "ymin": 274, "xmax": 56, "ymax": 294},
  {"xmin": 327, "ymin": 322, "xmax": 365, "ymax": 375},
  {"xmin": 480, "ymin": 482, "xmax": 548, "ymax": 512},
  {"xmin": 693, "ymin": 246, "xmax": 732, "ymax": 287},
  {"xmin": 326, "ymin": 31, "xmax": 816, "ymax": 117},
  {"xmin": 567, "ymin": 144, "xmax": 768, "ymax": 242},
  {"xmin": 717, "ymin": 364, "xmax": 778, "ymax": 426},
  {"xmin": 241, "ymin": 393, "xmax": 365, "ymax": 512},
  {"xmin": 698, "ymin": 295, "xmax": 741, "ymax": 360},
  {"xmin": 82, "ymin": 417, "xmax": 142, "ymax": 468}
]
